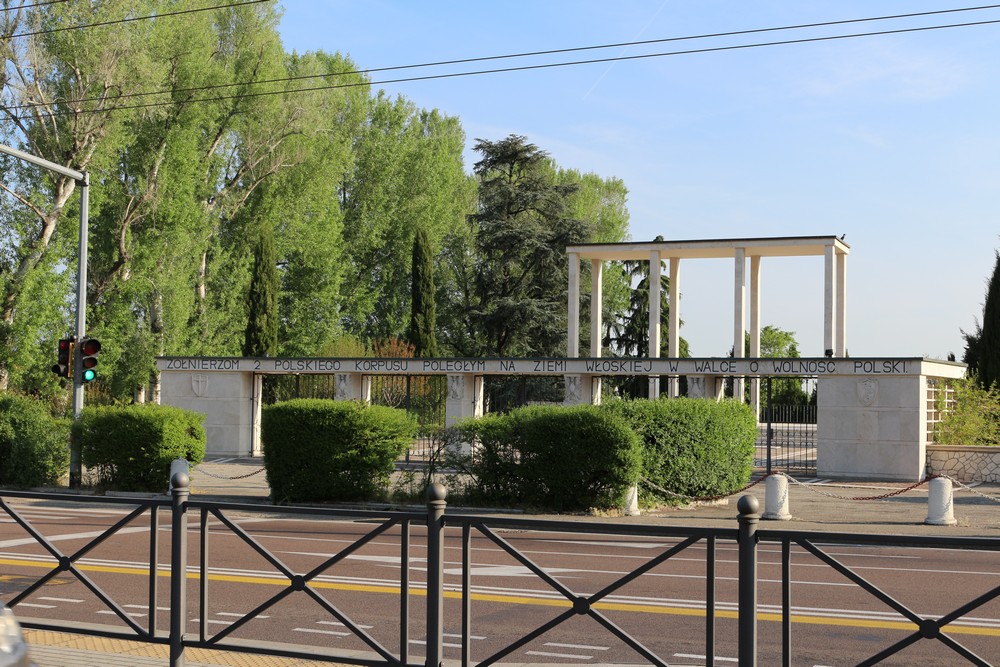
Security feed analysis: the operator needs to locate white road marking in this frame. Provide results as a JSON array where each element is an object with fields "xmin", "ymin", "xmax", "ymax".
[
  {"xmin": 293, "ymin": 628, "xmax": 349, "ymax": 637},
  {"xmin": 526, "ymin": 650, "xmax": 591, "ymax": 659},
  {"xmin": 545, "ymin": 641, "xmax": 609, "ymax": 651},
  {"xmin": 0, "ymin": 525, "xmax": 149, "ymax": 548},
  {"xmin": 317, "ymin": 620, "xmax": 371, "ymax": 629},
  {"xmin": 37, "ymin": 597, "xmax": 83, "ymax": 603},
  {"xmin": 675, "ymin": 653, "xmax": 737, "ymax": 663},
  {"xmin": 14, "ymin": 603, "xmax": 55, "ymax": 609}
]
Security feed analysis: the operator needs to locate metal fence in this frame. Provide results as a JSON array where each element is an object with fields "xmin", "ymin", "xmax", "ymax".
[{"xmin": 2, "ymin": 479, "xmax": 998, "ymax": 667}]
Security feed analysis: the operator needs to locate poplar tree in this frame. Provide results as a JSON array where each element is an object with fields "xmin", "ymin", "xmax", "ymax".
[
  {"xmin": 243, "ymin": 223, "xmax": 279, "ymax": 358},
  {"xmin": 409, "ymin": 227, "xmax": 438, "ymax": 357},
  {"xmin": 976, "ymin": 251, "xmax": 1000, "ymax": 387}
]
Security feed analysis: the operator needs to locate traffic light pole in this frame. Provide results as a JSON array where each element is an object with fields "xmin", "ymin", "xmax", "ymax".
[{"xmin": 0, "ymin": 143, "xmax": 89, "ymax": 488}]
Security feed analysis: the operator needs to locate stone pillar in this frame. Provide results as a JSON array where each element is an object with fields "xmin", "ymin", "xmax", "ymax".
[
  {"xmin": 445, "ymin": 374, "xmax": 483, "ymax": 428},
  {"xmin": 648, "ymin": 250, "xmax": 662, "ymax": 398},
  {"xmin": 335, "ymin": 373, "xmax": 370, "ymax": 402},
  {"xmin": 749, "ymin": 255, "xmax": 762, "ymax": 417},
  {"xmin": 668, "ymin": 257, "xmax": 681, "ymax": 397},
  {"xmin": 568, "ymin": 252, "xmax": 580, "ymax": 358},
  {"xmin": 687, "ymin": 375, "xmax": 724, "ymax": 400},
  {"xmin": 837, "ymin": 250, "xmax": 847, "ymax": 356},
  {"xmin": 251, "ymin": 374, "xmax": 263, "ymax": 456},
  {"xmin": 733, "ymin": 248, "xmax": 746, "ymax": 402},
  {"xmin": 563, "ymin": 374, "xmax": 596, "ymax": 406},
  {"xmin": 590, "ymin": 260, "xmax": 604, "ymax": 401},
  {"xmin": 824, "ymin": 244, "xmax": 837, "ymax": 357},
  {"xmin": 159, "ymin": 371, "xmax": 253, "ymax": 457}
]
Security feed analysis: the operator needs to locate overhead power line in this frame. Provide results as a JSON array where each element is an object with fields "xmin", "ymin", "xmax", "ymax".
[
  {"xmin": 11, "ymin": 3, "xmax": 1000, "ymax": 112},
  {"xmin": 5, "ymin": 0, "xmax": 268, "ymax": 38},
  {"xmin": 10, "ymin": 9, "xmax": 1000, "ymax": 116}
]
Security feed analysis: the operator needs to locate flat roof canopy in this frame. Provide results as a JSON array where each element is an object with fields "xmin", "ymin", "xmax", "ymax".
[{"xmin": 567, "ymin": 235, "xmax": 850, "ymax": 261}]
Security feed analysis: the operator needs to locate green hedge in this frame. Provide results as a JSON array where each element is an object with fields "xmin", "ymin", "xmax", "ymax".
[
  {"xmin": 455, "ymin": 404, "xmax": 642, "ymax": 512},
  {"xmin": 74, "ymin": 404, "xmax": 206, "ymax": 492},
  {"xmin": 603, "ymin": 397, "xmax": 757, "ymax": 500},
  {"xmin": 0, "ymin": 393, "xmax": 70, "ymax": 488},
  {"xmin": 262, "ymin": 399, "xmax": 418, "ymax": 503}
]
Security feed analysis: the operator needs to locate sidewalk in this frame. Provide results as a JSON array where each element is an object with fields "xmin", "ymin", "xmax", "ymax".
[{"xmin": 19, "ymin": 458, "xmax": 1000, "ymax": 666}]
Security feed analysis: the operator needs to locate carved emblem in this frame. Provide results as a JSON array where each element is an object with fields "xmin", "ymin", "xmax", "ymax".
[
  {"xmin": 192, "ymin": 374, "xmax": 208, "ymax": 397},
  {"xmin": 565, "ymin": 375, "xmax": 581, "ymax": 403},
  {"xmin": 857, "ymin": 378, "xmax": 878, "ymax": 407},
  {"xmin": 335, "ymin": 374, "xmax": 350, "ymax": 400},
  {"xmin": 448, "ymin": 375, "xmax": 464, "ymax": 400}
]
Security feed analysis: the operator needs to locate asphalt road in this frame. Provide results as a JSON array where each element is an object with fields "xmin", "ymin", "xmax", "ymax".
[{"xmin": 1, "ymin": 497, "xmax": 998, "ymax": 666}]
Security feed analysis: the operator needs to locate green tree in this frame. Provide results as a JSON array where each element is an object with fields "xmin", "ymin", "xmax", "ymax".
[
  {"xmin": 243, "ymin": 223, "xmax": 279, "ymax": 358},
  {"xmin": 974, "ymin": 250, "xmax": 1000, "ymax": 387},
  {"xmin": 409, "ymin": 227, "xmax": 438, "ymax": 357},
  {"xmin": 446, "ymin": 135, "xmax": 591, "ymax": 357}
]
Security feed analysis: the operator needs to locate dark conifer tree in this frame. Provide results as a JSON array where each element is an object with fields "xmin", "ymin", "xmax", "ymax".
[
  {"xmin": 409, "ymin": 226, "xmax": 438, "ymax": 357},
  {"xmin": 976, "ymin": 251, "xmax": 1000, "ymax": 387},
  {"xmin": 243, "ymin": 223, "xmax": 279, "ymax": 358}
]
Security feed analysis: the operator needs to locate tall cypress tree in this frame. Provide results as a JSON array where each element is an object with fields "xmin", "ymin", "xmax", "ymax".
[
  {"xmin": 243, "ymin": 223, "xmax": 279, "ymax": 358},
  {"xmin": 409, "ymin": 227, "xmax": 438, "ymax": 357},
  {"xmin": 977, "ymin": 251, "xmax": 1000, "ymax": 387}
]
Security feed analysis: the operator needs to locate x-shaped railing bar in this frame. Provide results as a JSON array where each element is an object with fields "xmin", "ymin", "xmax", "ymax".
[
  {"xmin": 797, "ymin": 538, "xmax": 996, "ymax": 666},
  {"xmin": 468, "ymin": 522, "xmax": 702, "ymax": 667},
  {"xmin": 198, "ymin": 507, "xmax": 404, "ymax": 663},
  {"xmin": 1, "ymin": 498, "xmax": 159, "ymax": 638}
]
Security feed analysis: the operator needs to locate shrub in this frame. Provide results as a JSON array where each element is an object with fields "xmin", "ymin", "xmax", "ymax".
[
  {"xmin": 455, "ymin": 404, "xmax": 642, "ymax": 512},
  {"xmin": 74, "ymin": 404, "xmax": 206, "ymax": 492},
  {"xmin": 0, "ymin": 393, "xmax": 70, "ymax": 488},
  {"xmin": 262, "ymin": 399, "xmax": 418, "ymax": 503},
  {"xmin": 935, "ymin": 375, "xmax": 1000, "ymax": 447},
  {"xmin": 603, "ymin": 397, "xmax": 757, "ymax": 501}
]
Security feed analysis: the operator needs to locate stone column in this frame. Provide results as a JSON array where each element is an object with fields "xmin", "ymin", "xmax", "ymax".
[
  {"xmin": 648, "ymin": 250, "xmax": 662, "ymax": 398},
  {"xmin": 733, "ymin": 248, "xmax": 746, "ymax": 402},
  {"xmin": 668, "ymin": 257, "xmax": 681, "ymax": 397},
  {"xmin": 567, "ymin": 252, "xmax": 580, "ymax": 358},
  {"xmin": 749, "ymin": 255, "xmax": 762, "ymax": 417},
  {"xmin": 590, "ymin": 259, "xmax": 604, "ymax": 400},
  {"xmin": 837, "ymin": 250, "xmax": 847, "ymax": 356},
  {"xmin": 824, "ymin": 244, "xmax": 837, "ymax": 357},
  {"xmin": 335, "ymin": 373, "xmax": 370, "ymax": 402}
]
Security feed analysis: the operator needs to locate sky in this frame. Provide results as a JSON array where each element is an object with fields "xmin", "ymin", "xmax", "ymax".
[{"xmin": 276, "ymin": 1, "xmax": 1000, "ymax": 360}]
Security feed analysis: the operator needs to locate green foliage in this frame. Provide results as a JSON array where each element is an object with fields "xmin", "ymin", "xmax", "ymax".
[
  {"xmin": 262, "ymin": 399, "xmax": 418, "ymax": 503},
  {"xmin": 74, "ymin": 404, "xmax": 206, "ymax": 492},
  {"xmin": 976, "ymin": 251, "xmax": 1000, "ymax": 388},
  {"xmin": 603, "ymin": 398, "xmax": 757, "ymax": 500},
  {"xmin": 409, "ymin": 226, "xmax": 438, "ymax": 357},
  {"xmin": 453, "ymin": 405, "xmax": 642, "ymax": 512},
  {"xmin": 0, "ymin": 393, "xmax": 70, "ymax": 488},
  {"xmin": 243, "ymin": 222, "xmax": 279, "ymax": 357},
  {"xmin": 935, "ymin": 375, "xmax": 1000, "ymax": 447}
]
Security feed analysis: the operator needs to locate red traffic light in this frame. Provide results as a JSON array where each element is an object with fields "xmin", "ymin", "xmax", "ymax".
[
  {"xmin": 51, "ymin": 337, "xmax": 75, "ymax": 378},
  {"xmin": 79, "ymin": 338, "xmax": 102, "ymax": 358}
]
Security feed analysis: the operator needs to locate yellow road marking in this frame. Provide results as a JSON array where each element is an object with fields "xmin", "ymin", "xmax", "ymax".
[{"xmin": 2, "ymin": 556, "xmax": 997, "ymax": 637}]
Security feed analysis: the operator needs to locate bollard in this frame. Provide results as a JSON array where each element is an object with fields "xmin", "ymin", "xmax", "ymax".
[
  {"xmin": 425, "ymin": 483, "xmax": 447, "ymax": 667},
  {"xmin": 168, "ymin": 459, "xmax": 190, "ymax": 493},
  {"xmin": 737, "ymin": 494, "xmax": 759, "ymax": 667},
  {"xmin": 925, "ymin": 476, "xmax": 957, "ymax": 526},
  {"xmin": 762, "ymin": 474, "xmax": 791, "ymax": 521},
  {"xmin": 169, "ymin": 471, "xmax": 190, "ymax": 667},
  {"xmin": 623, "ymin": 485, "xmax": 639, "ymax": 516}
]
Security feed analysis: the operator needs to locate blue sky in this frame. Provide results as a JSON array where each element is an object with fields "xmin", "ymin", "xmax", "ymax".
[{"xmin": 277, "ymin": 1, "xmax": 1000, "ymax": 360}]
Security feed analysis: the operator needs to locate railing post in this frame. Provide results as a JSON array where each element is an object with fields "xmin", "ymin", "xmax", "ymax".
[
  {"xmin": 170, "ymin": 471, "xmax": 190, "ymax": 667},
  {"xmin": 425, "ymin": 483, "xmax": 447, "ymax": 667},
  {"xmin": 737, "ymin": 494, "xmax": 759, "ymax": 667}
]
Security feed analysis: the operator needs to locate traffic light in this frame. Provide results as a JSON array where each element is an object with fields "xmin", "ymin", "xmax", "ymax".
[
  {"xmin": 52, "ymin": 337, "xmax": 75, "ymax": 378},
  {"xmin": 79, "ymin": 337, "xmax": 101, "ymax": 383}
]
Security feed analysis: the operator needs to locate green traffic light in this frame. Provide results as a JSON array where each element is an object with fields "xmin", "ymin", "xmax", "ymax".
[{"xmin": 82, "ymin": 368, "xmax": 96, "ymax": 382}]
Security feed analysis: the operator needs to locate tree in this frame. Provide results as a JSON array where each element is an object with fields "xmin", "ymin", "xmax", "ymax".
[
  {"xmin": 409, "ymin": 227, "xmax": 438, "ymax": 357},
  {"xmin": 242, "ymin": 223, "xmax": 278, "ymax": 358},
  {"xmin": 972, "ymin": 250, "xmax": 1000, "ymax": 387},
  {"xmin": 730, "ymin": 325, "xmax": 810, "ymax": 406},
  {"xmin": 446, "ymin": 135, "xmax": 591, "ymax": 357}
]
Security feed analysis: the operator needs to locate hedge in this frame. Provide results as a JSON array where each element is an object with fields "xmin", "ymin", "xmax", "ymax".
[
  {"xmin": 603, "ymin": 397, "xmax": 757, "ymax": 500},
  {"xmin": 262, "ymin": 399, "xmax": 418, "ymax": 503},
  {"xmin": 74, "ymin": 404, "xmax": 206, "ymax": 492},
  {"xmin": 455, "ymin": 404, "xmax": 642, "ymax": 512},
  {"xmin": 0, "ymin": 393, "xmax": 70, "ymax": 488}
]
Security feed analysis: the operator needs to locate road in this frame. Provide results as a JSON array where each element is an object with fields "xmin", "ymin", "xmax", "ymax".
[{"xmin": 0, "ymin": 497, "xmax": 997, "ymax": 666}]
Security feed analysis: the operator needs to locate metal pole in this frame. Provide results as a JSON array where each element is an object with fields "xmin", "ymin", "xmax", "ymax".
[
  {"xmin": 69, "ymin": 176, "xmax": 89, "ymax": 488},
  {"xmin": 425, "ymin": 483, "xmax": 447, "ymax": 667},
  {"xmin": 737, "ymin": 494, "xmax": 759, "ymax": 667},
  {"xmin": 170, "ymin": 471, "xmax": 190, "ymax": 667}
]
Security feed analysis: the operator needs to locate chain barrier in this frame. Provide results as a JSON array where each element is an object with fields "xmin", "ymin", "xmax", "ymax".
[
  {"xmin": 191, "ymin": 464, "xmax": 266, "ymax": 480},
  {"xmin": 644, "ymin": 470, "xmax": 1000, "ymax": 506}
]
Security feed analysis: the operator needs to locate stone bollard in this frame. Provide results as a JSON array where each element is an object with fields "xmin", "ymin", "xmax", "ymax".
[
  {"xmin": 762, "ymin": 474, "xmax": 791, "ymax": 521},
  {"xmin": 925, "ymin": 476, "xmax": 957, "ymax": 526},
  {"xmin": 623, "ymin": 485, "xmax": 640, "ymax": 516}
]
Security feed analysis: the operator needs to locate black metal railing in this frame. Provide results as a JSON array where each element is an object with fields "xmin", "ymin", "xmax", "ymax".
[{"xmin": 2, "ymin": 479, "xmax": 998, "ymax": 667}]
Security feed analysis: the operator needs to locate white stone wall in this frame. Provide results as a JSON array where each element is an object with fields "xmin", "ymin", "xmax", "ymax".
[
  {"xmin": 926, "ymin": 446, "xmax": 1000, "ymax": 483},
  {"xmin": 817, "ymin": 375, "xmax": 926, "ymax": 481},
  {"xmin": 159, "ymin": 371, "xmax": 253, "ymax": 457}
]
